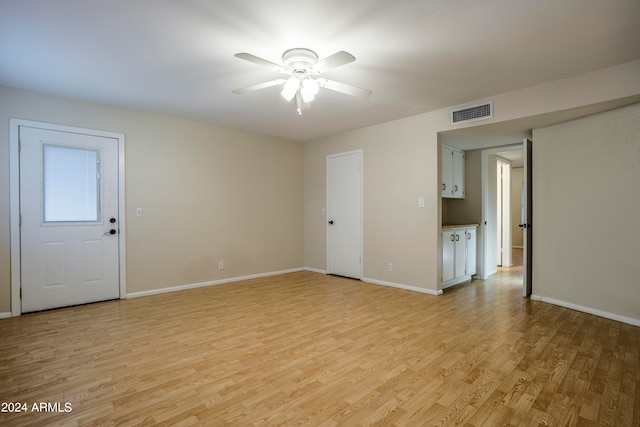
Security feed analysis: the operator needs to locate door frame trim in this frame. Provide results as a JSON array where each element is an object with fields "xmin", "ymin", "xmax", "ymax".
[
  {"xmin": 325, "ymin": 149, "xmax": 363, "ymax": 278},
  {"xmin": 9, "ymin": 119, "xmax": 127, "ymax": 316}
]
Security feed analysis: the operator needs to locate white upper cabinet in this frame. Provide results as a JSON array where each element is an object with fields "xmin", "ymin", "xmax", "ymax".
[
  {"xmin": 441, "ymin": 145, "xmax": 465, "ymax": 199},
  {"xmin": 452, "ymin": 149, "xmax": 465, "ymax": 198},
  {"xmin": 441, "ymin": 145, "xmax": 453, "ymax": 197}
]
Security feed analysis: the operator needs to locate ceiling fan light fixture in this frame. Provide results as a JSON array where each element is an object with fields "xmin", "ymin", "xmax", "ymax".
[
  {"xmin": 233, "ymin": 48, "xmax": 371, "ymax": 115},
  {"xmin": 281, "ymin": 77, "xmax": 299, "ymax": 102},
  {"xmin": 300, "ymin": 78, "xmax": 319, "ymax": 103}
]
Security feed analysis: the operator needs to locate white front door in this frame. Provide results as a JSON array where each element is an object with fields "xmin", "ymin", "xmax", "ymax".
[
  {"xmin": 19, "ymin": 126, "xmax": 121, "ymax": 312},
  {"xmin": 327, "ymin": 150, "xmax": 362, "ymax": 279}
]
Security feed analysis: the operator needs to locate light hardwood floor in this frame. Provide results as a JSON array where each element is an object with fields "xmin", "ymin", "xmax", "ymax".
[{"xmin": 1, "ymin": 270, "xmax": 638, "ymax": 426}]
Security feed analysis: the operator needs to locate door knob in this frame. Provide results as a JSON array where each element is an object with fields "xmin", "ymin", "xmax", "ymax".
[
  {"xmin": 109, "ymin": 229, "xmax": 117, "ymax": 235},
  {"xmin": 328, "ymin": 220, "xmax": 334, "ymax": 225},
  {"xmin": 110, "ymin": 218, "xmax": 116, "ymax": 223}
]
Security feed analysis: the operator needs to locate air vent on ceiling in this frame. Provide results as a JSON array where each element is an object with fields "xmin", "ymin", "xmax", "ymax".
[{"xmin": 451, "ymin": 100, "xmax": 493, "ymax": 124}]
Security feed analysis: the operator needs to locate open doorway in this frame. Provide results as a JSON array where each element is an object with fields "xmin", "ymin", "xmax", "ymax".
[
  {"xmin": 480, "ymin": 139, "xmax": 532, "ymax": 297},
  {"xmin": 480, "ymin": 144, "xmax": 525, "ymax": 280}
]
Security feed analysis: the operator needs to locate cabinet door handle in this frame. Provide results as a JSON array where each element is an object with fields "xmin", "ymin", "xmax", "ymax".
[
  {"xmin": 467, "ymin": 233, "xmax": 471, "ymax": 239},
  {"xmin": 455, "ymin": 234, "xmax": 460, "ymax": 241},
  {"xmin": 442, "ymin": 183, "xmax": 446, "ymax": 191},
  {"xmin": 451, "ymin": 234, "xmax": 454, "ymax": 241},
  {"xmin": 454, "ymin": 185, "xmax": 458, "ymax": 192}
]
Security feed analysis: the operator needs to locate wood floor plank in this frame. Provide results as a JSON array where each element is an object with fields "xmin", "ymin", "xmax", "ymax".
[{"xmin": 1, "ymin": 269, "xmax": 639, "ymax": 426}]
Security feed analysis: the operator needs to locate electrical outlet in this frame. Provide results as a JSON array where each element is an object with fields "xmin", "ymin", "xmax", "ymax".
[
  {"xmin": 218, "ymin": 261, "xmax": 224, "ymax": 270},
  {"xmin": 388, "ymin": 263, "xmax": 393, "ymax": 272}
]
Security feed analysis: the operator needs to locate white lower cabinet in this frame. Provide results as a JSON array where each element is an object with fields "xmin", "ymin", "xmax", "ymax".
[
  {"xmin": 465, "ymin": 227, "xmax": 476, "ymax": 276},
  {"xmin": 441, "ymin": 225, "xmax": 477, "ymax": 289},
  {"xmin": 442, "ymin": 229, "xmax": 455, "ymax": 283}
]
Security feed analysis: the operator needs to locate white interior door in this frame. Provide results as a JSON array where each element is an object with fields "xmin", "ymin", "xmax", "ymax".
[
  {"xmin": 20, "ymin": 126, "xmax": 120, "ymax": 312},
  {"xmin": 496, "ymin": 159, "xmax": 512, "ymax": 267},
  {"xmin": 522, "ymin": 138, "xmax": 533, "ymax": 297},
  {"xmin": 327, "ymin": 150, "xmax": 362, "ymax": 279}
]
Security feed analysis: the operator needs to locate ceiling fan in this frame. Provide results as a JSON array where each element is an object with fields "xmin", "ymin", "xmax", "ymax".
[{"xmin": 232, "ymin": 48, "xmax": 372, "ymax": 115}]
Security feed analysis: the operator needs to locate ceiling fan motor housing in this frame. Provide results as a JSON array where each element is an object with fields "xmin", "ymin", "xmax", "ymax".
[{"xmin": 282, "ymin": 48, "xmax": 318, "ymax": 71}]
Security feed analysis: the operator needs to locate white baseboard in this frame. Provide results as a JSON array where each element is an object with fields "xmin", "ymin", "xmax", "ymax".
[
  {"xmin": 512, "ymin": 245, "xmax": 523, "ymax": 249},
  {"xmin": 0, "ymin": 312, "xmax": 12, "ymax": 319},
  {"xmin": 362, "ymin": 277, "xmax": 442, "ymax": 296},
  {"xmin": 530, "ymin": 294, "xmax": 640, "ymax": 327},
  {"xmin": 126, "ymin": 267, "xmax": 304, "ymax": 299},
  {"xmin": 304, "ymin": 267, "xmax": 327, "ymax": 274}
]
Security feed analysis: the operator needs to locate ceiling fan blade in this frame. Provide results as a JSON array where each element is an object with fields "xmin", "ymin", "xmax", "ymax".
[
  {"xmin": 318, "ymin": 78, "xmax": 372, "ymax": 98},
  {"xmin": 311, "ymin": 51, "xmax": 355, "ymax": 74},
  {"xmin": 232, "ymin": 79, "xmax": 286, "ymax": 94},
  {"xmin": 234, "ymin": 53, "xmax": 284, "ymax": 72}
]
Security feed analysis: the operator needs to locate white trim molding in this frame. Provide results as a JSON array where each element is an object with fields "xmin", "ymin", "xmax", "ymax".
[
  {"xmin": 362, "ymin": 277, "xmax": 443, "ymax": 296},
  {"xmin": 531, "ymin": 295, "xmax": 640, "ymax": 327},
  {"xmin": 0, "ymin": 312, "xmax": 12, "ymax": 319},
  {"xmin": 127, "ymin": 268, "xmax": 304, "ymax": 299},
  {"xmin": 304, "ymin": 267, "xmax": 327, "ymax": 274}
]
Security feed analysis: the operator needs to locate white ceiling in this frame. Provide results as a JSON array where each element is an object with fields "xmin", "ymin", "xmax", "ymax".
[{"xmin": 1, "ymin": 0, "xmax": 639, "ymax": 142}]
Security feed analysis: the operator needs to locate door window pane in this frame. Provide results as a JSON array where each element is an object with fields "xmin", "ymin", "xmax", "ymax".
[{"xmin": 43, "ymin": 145, "xmax": 101, "ymax": 222}]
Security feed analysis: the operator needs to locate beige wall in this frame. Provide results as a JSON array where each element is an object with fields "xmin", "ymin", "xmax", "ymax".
[
  {"xmin": 0, "ymin": 86, "xmax": 304, "ymax": 312},
  {"xmin": 2, "ymin": 59, "xmax": 640, "ymax": 318},
  {"xmin": 304, "ymin": 116, "xmax": 440, "ymax": 289},
  {"xmin": 532, "ymin": 102, "xmax": 640, "ymax": 322},
  {"xmin": 304, "ymin": 59, "xmax": 640, "ymax": 301}
]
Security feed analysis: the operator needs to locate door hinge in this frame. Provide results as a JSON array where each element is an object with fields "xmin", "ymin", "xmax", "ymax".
[{"xmin": 18, "ymin": 139, "xmax": 22, "ymax": 151}]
